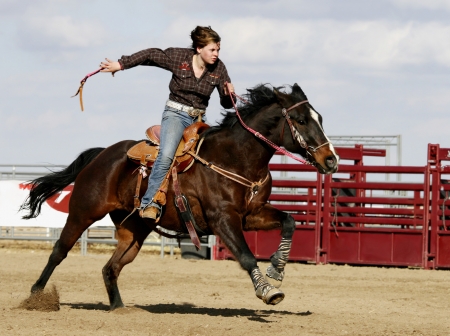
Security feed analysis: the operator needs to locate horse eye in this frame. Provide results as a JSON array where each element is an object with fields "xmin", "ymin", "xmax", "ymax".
[{"xmin": 298, "ymin": 120, "xmax": 305, "ymax": 125}]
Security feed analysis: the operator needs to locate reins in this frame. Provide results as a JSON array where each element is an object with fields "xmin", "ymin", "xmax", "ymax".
[
  {"xmin": 225, "ymin": 82, "xmax": 316, "ymax": 165},
  {"xmin": 182, "ymin": 83, "xmax": 321, "ymax": 203},
  {"xmin": 71, "ymin": 68, "xmax": 102, "ymax": 111},
  {"xmin": 183, "ymin": 83, "xmax": 333, "ymax": 203},
  {"xmin": 71, "ymin": 70, "xmax": 327, "ymax": 204}
]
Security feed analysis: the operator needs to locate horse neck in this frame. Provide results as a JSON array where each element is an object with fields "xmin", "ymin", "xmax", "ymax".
[{"xmin": 207, "ymin": 113, "xmax": 278, "ymax": 177}]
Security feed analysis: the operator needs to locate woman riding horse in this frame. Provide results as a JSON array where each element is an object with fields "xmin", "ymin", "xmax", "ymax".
[
  {"xmin": 22, "ymin": 82, "xmax": 338, "ymax": 309},
  {"xmin": 100, "ymin": 26, "xmax": 235, "ymax": 221}
]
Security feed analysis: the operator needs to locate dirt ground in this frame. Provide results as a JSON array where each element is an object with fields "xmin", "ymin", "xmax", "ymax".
[{"xmin": 0, "ymin": 241, "xmax": 449, "ymax": 336}]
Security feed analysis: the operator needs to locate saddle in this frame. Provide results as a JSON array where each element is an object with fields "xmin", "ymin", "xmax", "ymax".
[
  {"xmin": 127, "ymin": 122, "xmax": 210, "ymax": 173},
  {"xmin": 126, "ymin": 122, "xmax": 210, "ymax": 250}
]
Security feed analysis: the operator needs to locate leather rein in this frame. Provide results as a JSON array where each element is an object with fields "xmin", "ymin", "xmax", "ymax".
[
  {"xmin": 71, "ymin": 70, "xmax": 326, "ymax": 204},
  {"xmin": 184, "ymin": 84, "xmax": 330, "ymax": 203},
  {"xmin": 71, "ymin": 68, "xmax": 102, "ymax": 111},
  {"xmin": 225, "ymin": 82, "xmax": 329, "ymax": 165}
]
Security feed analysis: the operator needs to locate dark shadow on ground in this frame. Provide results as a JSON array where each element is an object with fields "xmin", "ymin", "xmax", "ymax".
[
  {"xmin": 62, "ymin": 302, "xmax": 312, "ymax": 323},
  {"xmin": 62, "ymin": 302, "xmax": 110, "ymax": 311}
]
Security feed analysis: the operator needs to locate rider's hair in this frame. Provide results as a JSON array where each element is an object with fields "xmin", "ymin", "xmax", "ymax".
[{"xmin": 190, "ymin": 26, "xmax": 221, "ymax": 50}]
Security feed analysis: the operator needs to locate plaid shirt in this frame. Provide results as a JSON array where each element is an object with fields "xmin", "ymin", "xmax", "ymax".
[{"xmin": 118, "ymin": 47, "xmax": 234, "ymax": 110}]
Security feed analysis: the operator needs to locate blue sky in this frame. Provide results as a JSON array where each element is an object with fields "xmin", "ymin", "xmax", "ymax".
[{"xmin": 0, "ymin": 0, "xmax": 449, "ymax": 166}]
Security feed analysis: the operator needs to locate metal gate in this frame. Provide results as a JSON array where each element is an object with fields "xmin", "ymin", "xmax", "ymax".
[
  {"xmin": 428, "ymin": 144, "xmax": 450, "ymax": 268},
  {"xmin": 214, "ymin": 144, "xmax": 450, "ymax": 269}
]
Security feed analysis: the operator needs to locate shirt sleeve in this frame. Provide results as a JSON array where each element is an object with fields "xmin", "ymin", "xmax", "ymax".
[
  {"xmin": 118, "ymin": 48, "xmax": 178, "ymax": 71},
  {"xmin": 218, "ymin": 64, "xmax": 236, "ymax": 109}
]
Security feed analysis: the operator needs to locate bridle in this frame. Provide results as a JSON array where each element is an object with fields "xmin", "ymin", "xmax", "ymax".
[
  {"xmin": 225, "ymin": 83, "xmax": 329, "ymax": 165},
  {"xmin": 281, "ymin": 102, "xmax": 330, "ymax": 154}
]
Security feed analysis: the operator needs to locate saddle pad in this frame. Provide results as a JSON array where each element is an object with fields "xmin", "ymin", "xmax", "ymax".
[{"xmin": 127, "ymin": 141, "xmax": 158, "ymax": 162}]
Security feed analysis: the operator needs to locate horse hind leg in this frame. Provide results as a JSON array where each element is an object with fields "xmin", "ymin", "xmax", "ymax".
[
  {"xmin": 31, "ymin": 214, "xmax": 94, "ymax": 293},
  {"xmin": 102, "ymin": 211, "xmax": 152, "ymax": 310}
]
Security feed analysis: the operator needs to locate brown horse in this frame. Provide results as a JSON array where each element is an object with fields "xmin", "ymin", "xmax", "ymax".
[{"xmin": 21, "ymin": 83, "xmax": 339, "ymax": 310}]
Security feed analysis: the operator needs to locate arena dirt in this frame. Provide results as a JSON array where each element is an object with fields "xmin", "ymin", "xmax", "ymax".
[{"xmin": 1, "ymin": 242, "xmax": 449, "ymax": 335}]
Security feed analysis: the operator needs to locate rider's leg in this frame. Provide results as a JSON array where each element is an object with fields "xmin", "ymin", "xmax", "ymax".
[{"xmin": 140, "ymin": 106, "xmax": 197, "ymax": 218}]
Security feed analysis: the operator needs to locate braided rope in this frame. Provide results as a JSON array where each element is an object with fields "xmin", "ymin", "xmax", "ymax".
[{"xmin": 225, "ymin": 83, "xmax": 311, "ymax": 165}]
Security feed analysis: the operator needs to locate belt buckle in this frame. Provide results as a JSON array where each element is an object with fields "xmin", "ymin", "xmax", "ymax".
[{"xmin": 187, "ymin": 108, "xmax": 200, "ymax": 117}]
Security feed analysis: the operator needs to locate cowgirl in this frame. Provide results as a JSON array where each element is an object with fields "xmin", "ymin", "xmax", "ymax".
[{"xmin": 100, "ymin": 26, "xmax": 235, "ymax": 219}]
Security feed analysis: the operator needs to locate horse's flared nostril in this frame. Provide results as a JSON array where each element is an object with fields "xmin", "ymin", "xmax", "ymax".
[{"xmin": 325, "ymin": 156, "xmax": 334, "ymax": 168}]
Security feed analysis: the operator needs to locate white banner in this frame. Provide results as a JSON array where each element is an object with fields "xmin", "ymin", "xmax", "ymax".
[{"xmin": 0, "ymin": 180, "xmax": 113, "ymax": 228}]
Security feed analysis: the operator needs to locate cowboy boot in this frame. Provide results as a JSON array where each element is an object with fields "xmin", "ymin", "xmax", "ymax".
[
  {"xmin": 140, "ymin": 206, "xmax": 159, "ymax": 220},
  {"xmin": 139, "ymin": 203, "xmax": 161, "ymax": 220}
]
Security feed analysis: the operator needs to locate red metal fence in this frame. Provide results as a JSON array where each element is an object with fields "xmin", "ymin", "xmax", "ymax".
[{"xmin": 213, "ymin": 144, "xmax": 450, "ymax": 269}]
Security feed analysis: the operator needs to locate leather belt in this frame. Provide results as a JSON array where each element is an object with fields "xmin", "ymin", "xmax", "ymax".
[{"xmin": 166, "ymin": 100, "xmax": 206, "ymax": 118}]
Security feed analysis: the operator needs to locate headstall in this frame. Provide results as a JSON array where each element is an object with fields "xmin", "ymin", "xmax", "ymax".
[{"xmin": 225, "ymin": 83, "xmax": 329, "ymax": 165}]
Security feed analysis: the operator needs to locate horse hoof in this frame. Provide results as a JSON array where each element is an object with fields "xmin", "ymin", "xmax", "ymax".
[
  {"xmin": 265, "ymin": 265, "xmax": 284, "ymax": 288},
  {"xmin": 265, "ymin": 276, "xmax": 282, "ymax": 288},
  {"xmin": 256, "ymin": 286, "xmax": 285, "ymax": 305},
  {"xmin": 31, "ymin": 285, "xmax": 43, "ymax": 294},
  {"xmin": 263, "ymin": 287, "xmax": 285, "ymax": 305},
  {"xmin": 110, "ymin": 303, "xmax": 125, "ymax": 311}
]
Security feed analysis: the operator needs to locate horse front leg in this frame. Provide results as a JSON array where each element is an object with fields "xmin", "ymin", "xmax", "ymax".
[
  {"xmin": 266, "ymin": 237, "xmax": 293, "ymax": 288},
  {"xmin": 244, "ymin": 203, "xmax": 296, "ymax": 288},
  {"xmin": 212, "ymin": 209, "xmax": 285, "ymax": 305}
]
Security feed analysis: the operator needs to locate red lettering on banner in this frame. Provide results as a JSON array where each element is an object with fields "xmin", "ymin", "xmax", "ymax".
[
  {"xmin": 46, "ymin": 184, "xmax": 74, "ymax": 213},
  {"xmin": 18, "ymin": 182, "xmax": 73, "ymax": 213},
  {"xmin": 19, "ymin": 183, "xmax": 33, "ymax": 190}
]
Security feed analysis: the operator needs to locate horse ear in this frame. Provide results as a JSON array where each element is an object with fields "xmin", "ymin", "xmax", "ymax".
[
  {"xmin": 273, "ymin": 87, "xmax": 291, "ymax": 106},
  {"xmin": 292, "ymin": 83, "xmax": 301, "ymax": 93},
  {"xmin": 292, "ymin": 83, "xmax": 307, "ymax": 100}
]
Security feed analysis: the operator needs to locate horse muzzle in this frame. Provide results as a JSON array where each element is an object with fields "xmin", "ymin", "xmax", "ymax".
[{"xmin": 310, "ymin": 148, "xmax": 339, "ymax": 175}]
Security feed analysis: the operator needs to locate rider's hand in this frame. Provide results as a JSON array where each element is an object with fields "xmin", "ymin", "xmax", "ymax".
[
  {"xmin": 224, "ymin": 82, "xmax": 235, "ymax": 95},
  {"xmin": 100, "ymin": 58, "xmax": 122, "ymax": 76}
]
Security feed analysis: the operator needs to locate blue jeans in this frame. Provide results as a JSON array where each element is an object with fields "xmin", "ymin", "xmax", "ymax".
[{"xmin": 140, "ymin": 105, "xmax": 205, "ymax": 208}]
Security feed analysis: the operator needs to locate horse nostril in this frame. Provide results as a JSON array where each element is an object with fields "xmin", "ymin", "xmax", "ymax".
[{"xmin": 326, "ymin": 156, "xmax": 335, "ymax": 168}]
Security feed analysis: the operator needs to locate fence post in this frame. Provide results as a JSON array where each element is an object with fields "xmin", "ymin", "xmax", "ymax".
[
  {"xmin": 170, "ymin": 240, "xmax": 174, "ymax": 257},
  {"xmin": 320, "ymin": 173, "xmax": 330, "ymax": 264},
  {"xmin": 208, "ymin": 235, "xmax": 216, "ymax": 260},
  {"xmin": 422, "ymin": 163, "xmax": 431, "ymax": 269},
  {"xmin": 427, "ymin": 144, "xmax": 440, "ymax": 269},
  {"xmin": 160, "ymin": 236, "xmax": 165, "ymax": 258},
  {"xmin": 80, "ymin": 230, "xmax": 87, "ymax": 256}
]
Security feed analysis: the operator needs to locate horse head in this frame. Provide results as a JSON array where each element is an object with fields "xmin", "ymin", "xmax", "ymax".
[{"xmin": 273, "ymin": 83, "xmax": 339, "ymax": 174}]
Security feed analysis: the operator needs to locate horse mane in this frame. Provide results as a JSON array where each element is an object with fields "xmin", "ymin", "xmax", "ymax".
[{"xmin": 204, "ymin": 83, "xmax": 308, "ymax": 136}]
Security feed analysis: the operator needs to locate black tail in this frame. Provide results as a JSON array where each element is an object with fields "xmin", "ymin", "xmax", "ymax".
[{"xmin": 20, "ymin": 147, "xmax": 105, "ymax": 219}]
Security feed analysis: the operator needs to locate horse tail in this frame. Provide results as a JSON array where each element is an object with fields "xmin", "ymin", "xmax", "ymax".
[{"xmin": 20, "ymin": 147, "xmax": 105, "ymax": 219}]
